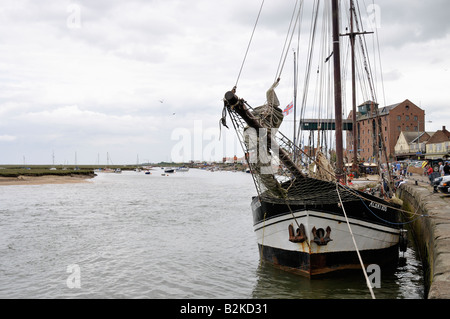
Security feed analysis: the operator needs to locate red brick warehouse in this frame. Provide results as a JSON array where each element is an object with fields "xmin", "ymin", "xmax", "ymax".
[{"xmin": 346, "ymin": 99, "xmax": 425, "ymax": 162}]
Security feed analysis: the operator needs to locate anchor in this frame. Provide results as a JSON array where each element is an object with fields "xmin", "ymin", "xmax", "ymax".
[
  {"xmin": 288, "ymin": 223, "xmax": 307, "ymax": 243},
  {"xmin": 312, "ymin": 226, "xmax": 332, "ymax": 246}
]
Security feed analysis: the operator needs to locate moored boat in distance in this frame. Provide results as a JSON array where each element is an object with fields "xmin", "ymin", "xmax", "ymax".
[{"xmin": 95, "ymin": 168, "xmax": 115, "ymax": 173}]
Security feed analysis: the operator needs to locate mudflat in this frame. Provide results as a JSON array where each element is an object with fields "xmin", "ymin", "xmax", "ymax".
[{"xmin": 0, "ymin": 175, "xmax": 94, "ymax": 186}]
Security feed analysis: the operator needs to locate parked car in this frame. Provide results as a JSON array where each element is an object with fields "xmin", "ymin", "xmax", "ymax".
[
  {"xmin": 438, "ymin": 176, "xmax": 450, "ymax": 194},
  {"xmin": 432, "ymin": 175, "xmax": 443, "ymax": 193}
]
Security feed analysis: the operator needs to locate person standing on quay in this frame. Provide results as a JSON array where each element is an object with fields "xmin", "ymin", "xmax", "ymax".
[
  {"xmin": 427, "ymin": 165, "xmax": 434, "ymax": 176},
  {"xmin": 444, "ymin": 162, "xmax": 450, "ymax": 176}
]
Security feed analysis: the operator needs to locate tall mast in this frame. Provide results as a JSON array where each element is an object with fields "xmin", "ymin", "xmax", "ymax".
[
  {"xmin": 350, "ymin": 0, "xmax": 358, "ymax": 172},
  {"xmin": 331, "ymin": 0, "xmax": 344, "ymax": 180},
  {"xmin": 293, "ymin": 50, "xmax": 298, "ymax": 162},
  {"xmin": 342, "ymin": 1, "xmax": 373, "ymax": 175}
]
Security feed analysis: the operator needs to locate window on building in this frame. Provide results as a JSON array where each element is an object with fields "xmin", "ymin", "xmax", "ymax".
[
  {"xmin": 414, "ymin": 126, "xmax": 418, "ymax": 132},
  {"xmin": 406, "ymin": 126, "xmax": 410, "ymax": 131},
  {"xmin": 414, "ymin": 116, "xmax": 418, "ymax": 121},
  {"xmin": 406, "ymin": 115, "xmax": 410, "ymax": 121},
  {"xmin": 397, "ymin": 116, "xmax": 401, "ymax": 121},
  {"xmin": 398, "ymin": 126, "xmax": 401, "ymax": 132}
]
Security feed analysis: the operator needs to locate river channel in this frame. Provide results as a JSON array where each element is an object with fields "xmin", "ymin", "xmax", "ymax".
[{"xmin": 0, "ymin": 169, "xmax": 424, "ymax": 299}]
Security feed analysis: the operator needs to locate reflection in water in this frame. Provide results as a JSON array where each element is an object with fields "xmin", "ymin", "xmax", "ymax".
[{"xmin": 252, "ymin": 245, "xmax": 424, "ymax": 299}]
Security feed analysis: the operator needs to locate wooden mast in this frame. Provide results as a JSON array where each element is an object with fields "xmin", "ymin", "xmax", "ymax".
[
  {"xmin": 350, "ymin": 0, "xmax": 358, "ymax": 173},
  {"xmin": 331, "ymin": 0, "xmax": 344, "ymax": 181},
  {"xmin": 342, "ymin": 0, "xmax": 373, "ymax": 176},
  {"xmin": 293, "ymin": 51, "xmax": 298, "ymax": 162}
]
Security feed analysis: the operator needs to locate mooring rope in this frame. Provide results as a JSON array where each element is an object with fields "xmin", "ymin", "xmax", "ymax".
[{"xmin": 336, "ymin": 183, "xmax": 376, "ymax": 299}]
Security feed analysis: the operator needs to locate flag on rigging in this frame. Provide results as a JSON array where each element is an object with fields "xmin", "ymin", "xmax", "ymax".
[{"xmin": 283, "ymin": 101, "xmax": 294, "ymax": 116}]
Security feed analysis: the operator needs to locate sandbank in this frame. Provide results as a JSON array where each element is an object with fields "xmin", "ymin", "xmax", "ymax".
[{"xmin": 0, "ymin": 174, "xmax": 95, "ymax": 186}]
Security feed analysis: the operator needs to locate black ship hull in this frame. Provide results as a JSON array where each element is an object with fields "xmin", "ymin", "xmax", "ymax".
[{"xmin": 251, "ymin": 189, "xmax": 402, "ymax": 277}]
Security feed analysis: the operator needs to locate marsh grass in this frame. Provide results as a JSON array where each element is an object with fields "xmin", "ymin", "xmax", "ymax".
[{"xmin": 0, "ymin": 165, "xmax": 96, "ymax": 177}]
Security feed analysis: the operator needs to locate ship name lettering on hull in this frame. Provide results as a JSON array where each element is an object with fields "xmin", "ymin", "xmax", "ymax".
[{"xmin": 369, "ymin": 201, "xmax": 387, "ymax": 212}]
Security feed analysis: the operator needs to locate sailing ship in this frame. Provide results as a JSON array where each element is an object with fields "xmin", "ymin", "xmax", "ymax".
[{"xmin": 222, "ymin": 0, "xmax": 406, "ymax": 277}]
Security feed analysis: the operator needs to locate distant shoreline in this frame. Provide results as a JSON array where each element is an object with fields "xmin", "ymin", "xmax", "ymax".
[{"xmin": 0, "ymin": 174, "xmax": 95, "ymax": 186}]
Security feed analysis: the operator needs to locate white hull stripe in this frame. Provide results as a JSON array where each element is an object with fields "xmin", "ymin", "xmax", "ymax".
[{"xmin": 254, "ymin": 210, "xmax": 400, "ymax": 236}]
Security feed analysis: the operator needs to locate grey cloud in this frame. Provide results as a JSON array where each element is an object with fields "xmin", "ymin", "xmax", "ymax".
[
  {"xmin": 375, "ymin": 0, "xmax": 450, "ymax": 46},
  {"xmin": 0, "ymin": 0, "xmax": 449, "ymax": 164}
]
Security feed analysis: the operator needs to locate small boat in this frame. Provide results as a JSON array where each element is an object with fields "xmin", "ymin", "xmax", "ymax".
[
  {"xmin": 177, "ymin": 167, "xmax": 189, "ymax": 172},
  {"xmin": 164, "ymin": 168, "xmax": 175, "ymax": 173}
]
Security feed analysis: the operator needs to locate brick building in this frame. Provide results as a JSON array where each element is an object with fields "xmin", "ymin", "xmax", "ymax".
[{"xmin": 346, "ymin": 99, "xmax": 425, "ymax": 163}]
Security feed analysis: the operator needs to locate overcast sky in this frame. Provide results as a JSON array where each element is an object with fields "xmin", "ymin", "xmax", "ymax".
[{"xmin": 0, "ymin": 0, "xmax": 449, "ymax": 165}]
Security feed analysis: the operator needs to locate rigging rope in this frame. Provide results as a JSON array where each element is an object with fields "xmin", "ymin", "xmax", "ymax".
[
  {"xmin": 336, "ymin": 183, "xmax": 376, "ymax": 300},
  {"xmin": 296, "ymin": 0, "xmax": 321, "ymax": 147},
  {"xmin": 232, "ymin": 99, "xmax": 434, "ymax": 223},
  {"xmin": 247, "ymin": 93, "xmax": 431, "ymax": 218},
  {"xmin": 235, "ymin": 0, "xmax": 265, "ymax": 89},
  {"xmin": 227, "ymin": 0, "xmax": 444, "ymax": 217},
  {"xmin": 274, "ymin": 0, "xmax": 303, "ymax": 82},
  {"xmin": 370, "ymin": 0, "xmax": 387, "ymax": 108}
]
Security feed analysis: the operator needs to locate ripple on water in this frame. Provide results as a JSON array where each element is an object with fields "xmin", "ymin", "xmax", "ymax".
[{"xmin": 0, "ymin": 170, "xmax": 424, "ymax": 299}]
